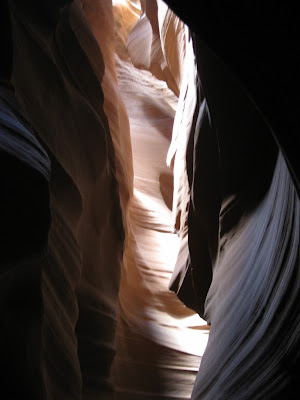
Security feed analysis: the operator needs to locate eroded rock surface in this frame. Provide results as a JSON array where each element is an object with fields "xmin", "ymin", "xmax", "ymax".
[
  {"xmin": 111, "ymin": 2, "xmax": 209, "ymax": 398},
  {"xmin": 1, "ymin": 1, "xmax": 299, "ymax": 399},
  {"xmin": 9, "ymin": 1, "xmax": 128, "ymax": 398}
]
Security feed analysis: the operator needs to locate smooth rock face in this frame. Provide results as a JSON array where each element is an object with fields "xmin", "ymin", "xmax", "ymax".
[
  {"xmin": 8, "ymin": 1, "xmax": 127, "ymax": 399},
  {"xmin": 110, "ymin": 3, "xmax": 209, "ymax": 398},
  {"xmin": 1, "ymin": 1, "xmax": 299, "ymax": 399},
  {"xmin": 187, "ymin": 40, "xmax": 300, "ymax": 399},
  {"xmin": 162, "ymin": 2, "xmax": 300, "ymax": 399},
  {"xmin": 111, "ymin": 54, "xmax": 207, "ymax": 399}
]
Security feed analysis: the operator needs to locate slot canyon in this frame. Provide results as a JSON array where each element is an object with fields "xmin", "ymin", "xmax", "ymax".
[{"xmin": 0, "ymin": 1, "xmax": 299, "ymax": 399}]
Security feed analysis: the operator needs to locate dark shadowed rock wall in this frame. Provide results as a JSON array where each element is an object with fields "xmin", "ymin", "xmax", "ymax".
[
  {"xmin": 1, "ymin": 1, "xmax": 299, "ymax": 399},
  {"xmin": 163, "ymin": 1, "xmax": 300, "ymax": 399},
  {"xmin": 6, "ymin": 1, "xmax": 130, "ymax": 399}
]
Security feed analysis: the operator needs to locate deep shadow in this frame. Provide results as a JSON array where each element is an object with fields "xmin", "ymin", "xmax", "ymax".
[{"xmin": 159, "ymin": 171, "xmax": 173, "ymax": 211}]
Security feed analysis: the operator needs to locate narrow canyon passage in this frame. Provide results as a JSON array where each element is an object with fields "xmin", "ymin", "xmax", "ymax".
[
  {"xmin": 2, "ymin": 1, "xmax": 299, "ymax": 399},
  {"xmin": 1, "ymin": 1, "xmax": 299, "ymax": 399},
  {"xmin": 111, "ymin": 38, "xmax": 209, "ymax": 400}
]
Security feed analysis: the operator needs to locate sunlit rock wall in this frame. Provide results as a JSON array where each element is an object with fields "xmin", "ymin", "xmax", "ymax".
[
  {"xmin": 125, "ymin": 1, "xmax": 300, "ymax": 398},
  {"xmin": 5, "ymin": 1, "xmax": 205, "ymax": 399},
  {"xmin": 111, "ymin": 1, "xmax": 209, "ymax": 399},
  {"xmin": 2, "ymin": 0, "xmax": 299, "ymax": 399},
  {"xmin": 127, "ymin": 0, "xmax": 180, "ymax": 96}
]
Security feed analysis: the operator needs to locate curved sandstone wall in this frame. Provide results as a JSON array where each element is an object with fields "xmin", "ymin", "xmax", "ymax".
[{"xmin": 1, "ymin": 1, "xmax": 299, "ymax": 399}]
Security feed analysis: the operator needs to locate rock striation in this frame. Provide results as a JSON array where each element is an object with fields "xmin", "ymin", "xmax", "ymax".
[
  {"xmin": 8, "ymin": 1, "xmax": 130, "ymax": 398},
  {"xmin": 163, "ymin": 1, "xmax": 300, "ymax": 399},
  {"xmin": 1, "ymin": 1, "xmax": 299, "ymax": 399}
]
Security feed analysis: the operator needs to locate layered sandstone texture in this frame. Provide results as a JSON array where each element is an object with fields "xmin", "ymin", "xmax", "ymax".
[
  {"xmin": 1, "ymin": 1, "xmax": 299, "ymax": 400},
  {"xmin": 8, "ymin": 1, "xmax": 130, "ymax": 399},
  {"xmin": 111, "ymin": 2, "xmax": 209, "ymax": 398},
  {"xmin": 3, "ymin": 0, "xmax": 207, "ymax": 399}
]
